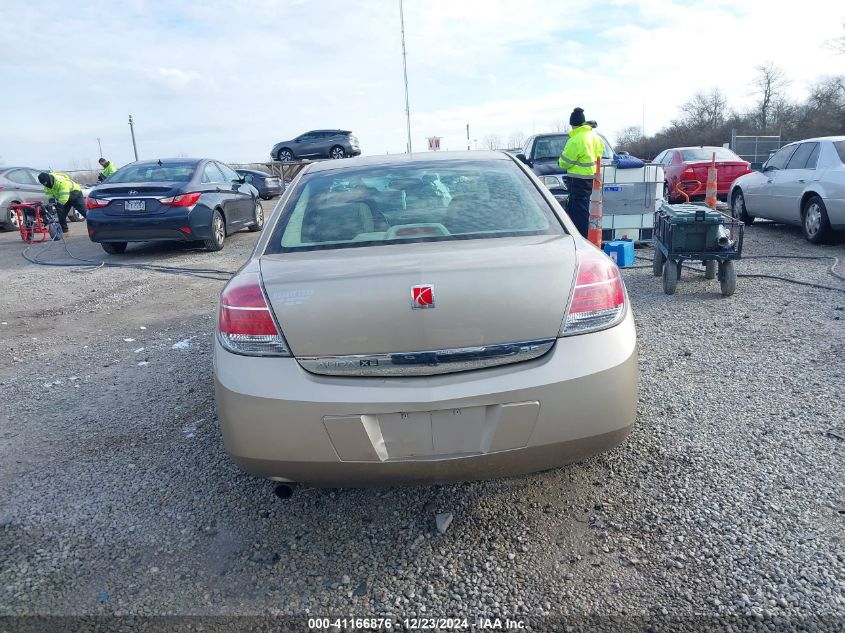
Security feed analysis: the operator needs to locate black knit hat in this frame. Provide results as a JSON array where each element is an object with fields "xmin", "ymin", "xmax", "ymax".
[
  {"xmin": 569, "ymin": 107, "xmax": 586, "ymax": 127},
  {"xmin": 37, "ymin": 172, "xmax": 52, "ymax": 187}
]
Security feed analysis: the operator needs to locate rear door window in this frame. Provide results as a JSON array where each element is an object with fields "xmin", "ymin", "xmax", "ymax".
[
  {"xmin": 267, "ymin": 160, "xmax": 565, "ymax": 253},
  {"xmin": 832, "ymin": 141, "xmax": 845, "ymax": 164},
  {"xmin": 785, "ymin": 143, "xmax": 818, "ymax": 169}
]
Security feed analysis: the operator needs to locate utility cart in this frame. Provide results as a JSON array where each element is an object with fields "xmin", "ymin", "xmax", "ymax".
[{"xmin": 652, "ymin": 202, "xmax": 744, "ymax": 296}]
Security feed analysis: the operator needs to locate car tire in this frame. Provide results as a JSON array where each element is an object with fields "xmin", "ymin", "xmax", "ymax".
[
  {"xmin": 329, "ymin": 145, "xmax": 346, "ymax": 160},
  {"xmin": 719, "ymin": 260, "xmax": 736, "ymax": 297},
  {"xmin": 102, "ymin": 242, "xmax": 127, "ymax": 255},
  {"xmin": 2, "ymin": 203, "xmax": 21, "ymax": 231},
  {"xmin": 802, "ymin": 195, "xmax": 831, "ymax": 244},
  {"xmin": 663, "ymin": 259, "xmax": 679, "ymax": 295},
  {"xmin": 248, "ymin": 200, "xmax": 264, "ymax": 233},
  {"xmin": 731, "ymin": 189, "xmax": 754, "ymax": 225},
  {"xmin": 704, "ymin": 260, "xmax": 717, "ymax": 280},
  {"xmin": 204, "ymin": 210, "xmax": 226, "ymax": 251},
  {"xmin": 69, "ymin": 209, "xmax": 84, "ymax": 222},
  {"xmin": 277, "ymin": 149, "xmax": 294, "ymax": 162},
  {"xmin": 652, "ymin": 248, "xmax": 665, "ymax": 277}
]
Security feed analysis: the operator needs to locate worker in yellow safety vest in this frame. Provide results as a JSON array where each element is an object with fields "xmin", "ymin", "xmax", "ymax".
[
  {"xmin": 37, "ymin": 171, "xmax": 87, "ymax": 236},
  {"xmin": 558, "ymin": 108, "xmax": 604, "ymax": 238},
  {"xmin": 98, "ymin": 158, "xmax": 117, "ymax": 181}
]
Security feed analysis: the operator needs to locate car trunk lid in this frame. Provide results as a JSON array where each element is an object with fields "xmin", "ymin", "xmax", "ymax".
[
  {"xmin": 259, "ymin": 235, "xmax": 576, "ymax": 362},
  {"xmin": 683, "ymin": 161, "xmax": 750, "ymax": 190},
  {"xmin": 91, "ymin": 182, "xmax": 182, "ymax": 216}
]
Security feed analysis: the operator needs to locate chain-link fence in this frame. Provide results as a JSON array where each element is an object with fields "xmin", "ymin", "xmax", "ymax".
[{"xmin": 729, "ymin": 131, "xmax": 784, "ymax": 170}]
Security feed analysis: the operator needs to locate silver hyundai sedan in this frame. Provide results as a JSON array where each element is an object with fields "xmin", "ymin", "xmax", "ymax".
[{"xmin": 213, "ymin": 151, "xmax": 638, "ymax": 486}]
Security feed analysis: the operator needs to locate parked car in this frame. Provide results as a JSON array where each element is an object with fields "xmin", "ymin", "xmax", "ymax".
[
  {"xmin": 729, "ymin": 137, "xmax": 845, "ymax": 243},
  {"xmin": 516, "ymin": 133, "xmax": 615, "ymax": 205},
  {"xmin": 653, "ymin": 146, "xmax": 751, "ymax": 203},
  {"xmin": 85, "ymin": 158, "xmax": 263, "ymax": 254},
  {"xmin": 235, "ymin": 169, "xmax": 282, "ymax": 200},
  {"xmin": 0, "ymin": 166, "xmax": 47, "ymax": 230},
  {"xmin": 213, "ymin": 151, "xmax": 638, "ymax": 486},
  {"xmin": 271, "ymin": 130, "xmax": 361, "ymax": 162}
]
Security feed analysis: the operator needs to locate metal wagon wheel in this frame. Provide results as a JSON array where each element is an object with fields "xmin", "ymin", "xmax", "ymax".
[
  {"xmin": 662, "ymin": 259, "xmax": 680, "ymax": 295},
  {"xmin": 719, "ymin": 260, "xmax": 736, "ymax": 297}
]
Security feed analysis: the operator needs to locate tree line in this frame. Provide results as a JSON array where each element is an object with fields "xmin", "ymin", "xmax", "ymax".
[{"xmin": 615, "ymin": 62, "xmax": 845, "ymax": 160}]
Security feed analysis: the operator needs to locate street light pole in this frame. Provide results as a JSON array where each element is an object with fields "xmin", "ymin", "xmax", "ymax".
[
  {"xmin": 97, "ymin": 137, "xmax": 103, "ymax": 157},
  {"xmin": 128, "ymin": 115, "xmax": 139, "ymax": 161},
  {"xmin": 466, "ymin": 124, "xmax": 470, "ymax": 151},
  {"xmin": 399, "ymin": 0, "xmax": 412, "ymax": 154}
]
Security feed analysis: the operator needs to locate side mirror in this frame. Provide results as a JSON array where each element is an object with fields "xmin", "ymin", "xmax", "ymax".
[{"xmin": 515, "ymin": 153, "xmax": 530, "ymax": 165}]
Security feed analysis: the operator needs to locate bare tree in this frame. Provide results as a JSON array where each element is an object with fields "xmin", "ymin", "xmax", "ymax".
[
  {"xmin": 507, "ymin": 131, "xmax": 526, "ymax": 149},
  {"xmin": 679, "ymin": 88, "xmax": 728, "ymax": 130},
  {"xmin": 753, "ymin": 62, "xmax": 790, "ymax": 132},
  {"xmin": 549, "ymin": 119, "xmax": 570, "ymax": 133},
  {"xmin": 483, "ymin": 134, "xmax": 503, "ymax": 150},
  {"xmin": 829, "ymin": 21, "xmax": 845, "ymax": 54},
  {"xmin": 615, "ymin": 126, "xmax": 643, "ymax": 150}
]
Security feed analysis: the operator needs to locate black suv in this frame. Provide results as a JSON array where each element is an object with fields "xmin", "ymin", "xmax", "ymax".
[{"xmin": 271, "ymin": 130, "xmax": 361, "ymax": 162}]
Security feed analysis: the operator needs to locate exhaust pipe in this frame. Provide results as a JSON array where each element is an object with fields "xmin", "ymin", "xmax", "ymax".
[
  {"xmin": 274, "ymin": 483, "xmax": 295, "ymax": 499},
  {"xmin": 717, "ymin": 225, "xmax": 733, "ymax": 248}
]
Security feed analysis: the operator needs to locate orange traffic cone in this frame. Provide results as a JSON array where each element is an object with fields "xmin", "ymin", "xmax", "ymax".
[
  {"xmin": 587, "ymin": 157, "xmax": 603, "ymax": 247},
  {"xmin": 705, "ymin": 152, "xmax": 718, "ymax": 209}
]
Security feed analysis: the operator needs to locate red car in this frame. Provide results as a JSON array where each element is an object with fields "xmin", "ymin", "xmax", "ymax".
[{"xmin": 654, "ymin": 146, "xmax": 752, "ymax": 203}]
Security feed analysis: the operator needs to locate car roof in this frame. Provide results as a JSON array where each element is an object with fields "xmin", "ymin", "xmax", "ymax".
[
  {"xmin": 0, "ymin": 166, "xmax": 40, "ymax": 171},
  {"xmin": 783, "ymin": 136, "xmax": 845, "ymax": 145},
  {"xmin": 306, "ymin": 150, "xmax": 511, "ymax": 173},
  {"xmin": 672, "ymin": 146, "xmax": 733, "ymax": 151},
  {"xmin": 129, "ymin": 158, "xmax": 206, "ymax": 166}
]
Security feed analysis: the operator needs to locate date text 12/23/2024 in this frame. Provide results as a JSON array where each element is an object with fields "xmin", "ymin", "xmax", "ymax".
[{"xmin": 307, "ymin": 617, "xmax": 527, "ymax": 630}]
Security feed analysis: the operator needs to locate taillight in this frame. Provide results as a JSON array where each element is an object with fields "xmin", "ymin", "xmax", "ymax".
[
  {"xmin": 160, "ymin": 192, "xmax": 201, "ymax": 207},
  {"xmin": 218, "ymin": 273, "xmax": 290, "ymax": 356},
  {"xmin": 561, "ymin": 248, "xmax": 626, "ymax": 336},
  {"xmin": 86, "ymin": 197, "xmax": 109, "ymax": 209}
]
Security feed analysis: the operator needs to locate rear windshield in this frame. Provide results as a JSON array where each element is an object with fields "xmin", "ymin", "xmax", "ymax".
[
  {"xmin": 532, "ymin": 134, "xmax": 613, "ymax": 161},
  {"xmin": 266, "ymin": 160, "xmax": 564, "ymax": 253},
  {"xmin": 834, "ymin": 141, "xmax": 845, "ymax": 164},
  {"xmin": 681, "ymin": 148, "xmax": 741, "ymax": 162},
  {"xmin": 108, "ymin": 162, "xmax": 196, "ymax": 183}
]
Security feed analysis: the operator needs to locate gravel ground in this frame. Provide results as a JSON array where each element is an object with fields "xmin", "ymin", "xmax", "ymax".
[{"xmin": 0, "ymin": 216, "xmax": 843, "ymax": 631}]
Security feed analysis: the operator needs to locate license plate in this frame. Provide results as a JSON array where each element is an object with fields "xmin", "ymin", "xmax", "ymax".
[{"xmin": 125, "ymin": 200, "xmax": 145, "ymax": 212}]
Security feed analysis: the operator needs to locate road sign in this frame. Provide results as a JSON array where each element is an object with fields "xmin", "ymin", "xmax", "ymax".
[{"xmin": 427, "ymin": 137, "xmax": 441, "ymax": 151}]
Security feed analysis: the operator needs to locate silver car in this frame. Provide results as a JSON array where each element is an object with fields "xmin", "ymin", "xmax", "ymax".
[
  {"xmin": 729, "ymin": 136, "xmax": 845, "ymax": 243},
  {"xmin": 0, "ymin": 166, "xmax": 48, "ymax": 230},
  {"xmin": 213, "ymin": 152, "xmax": 638, "ymax": 486}
]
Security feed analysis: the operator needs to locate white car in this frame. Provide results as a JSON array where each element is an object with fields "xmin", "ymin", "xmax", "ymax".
[{"xmin": 729, "ymin": 136, "xmax": 845, "ymax": 243}]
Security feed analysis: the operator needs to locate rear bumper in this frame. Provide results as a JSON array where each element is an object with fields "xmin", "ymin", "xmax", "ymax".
[
  {"xmin": 86, "ymin": 208, "xmax": 213, "ymax": 243},
  {"xmin": 826, "ymin": 198, "xmax": 845, "ymax": 229},
  {"xmin": 214, "ymin": 311, "xmax": 638, "ymax": 486}
]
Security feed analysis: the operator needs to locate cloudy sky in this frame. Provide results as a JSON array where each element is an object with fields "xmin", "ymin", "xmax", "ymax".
[{"xmin": 0, "ymin": 0, "xmax": 842, "ymax": 170}]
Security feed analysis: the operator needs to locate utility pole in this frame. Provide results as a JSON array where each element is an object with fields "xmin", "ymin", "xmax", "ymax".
[
  {"xmin": 466, "ymin": 124, "xmax": 470, "ymax": 151},
  {"xmin": 97, "ymin": 137, "xmax": 103, "ymax": 157},
  {"xmin": 128, "ymin": 115, "xmax": 139, "ymax": 161},
  {"xmin": 399, "ymin": 0, "xmax": 412, "ymax": 154}
]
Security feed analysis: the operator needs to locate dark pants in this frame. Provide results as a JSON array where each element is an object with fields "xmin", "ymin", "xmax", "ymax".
[
  {"xmin": 564, "ymin": 176, "xmax": 592, "ymax": 238},
  {"xmin": 59, "ymin": 190, "xmax": 87, "ymax": 231}
]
